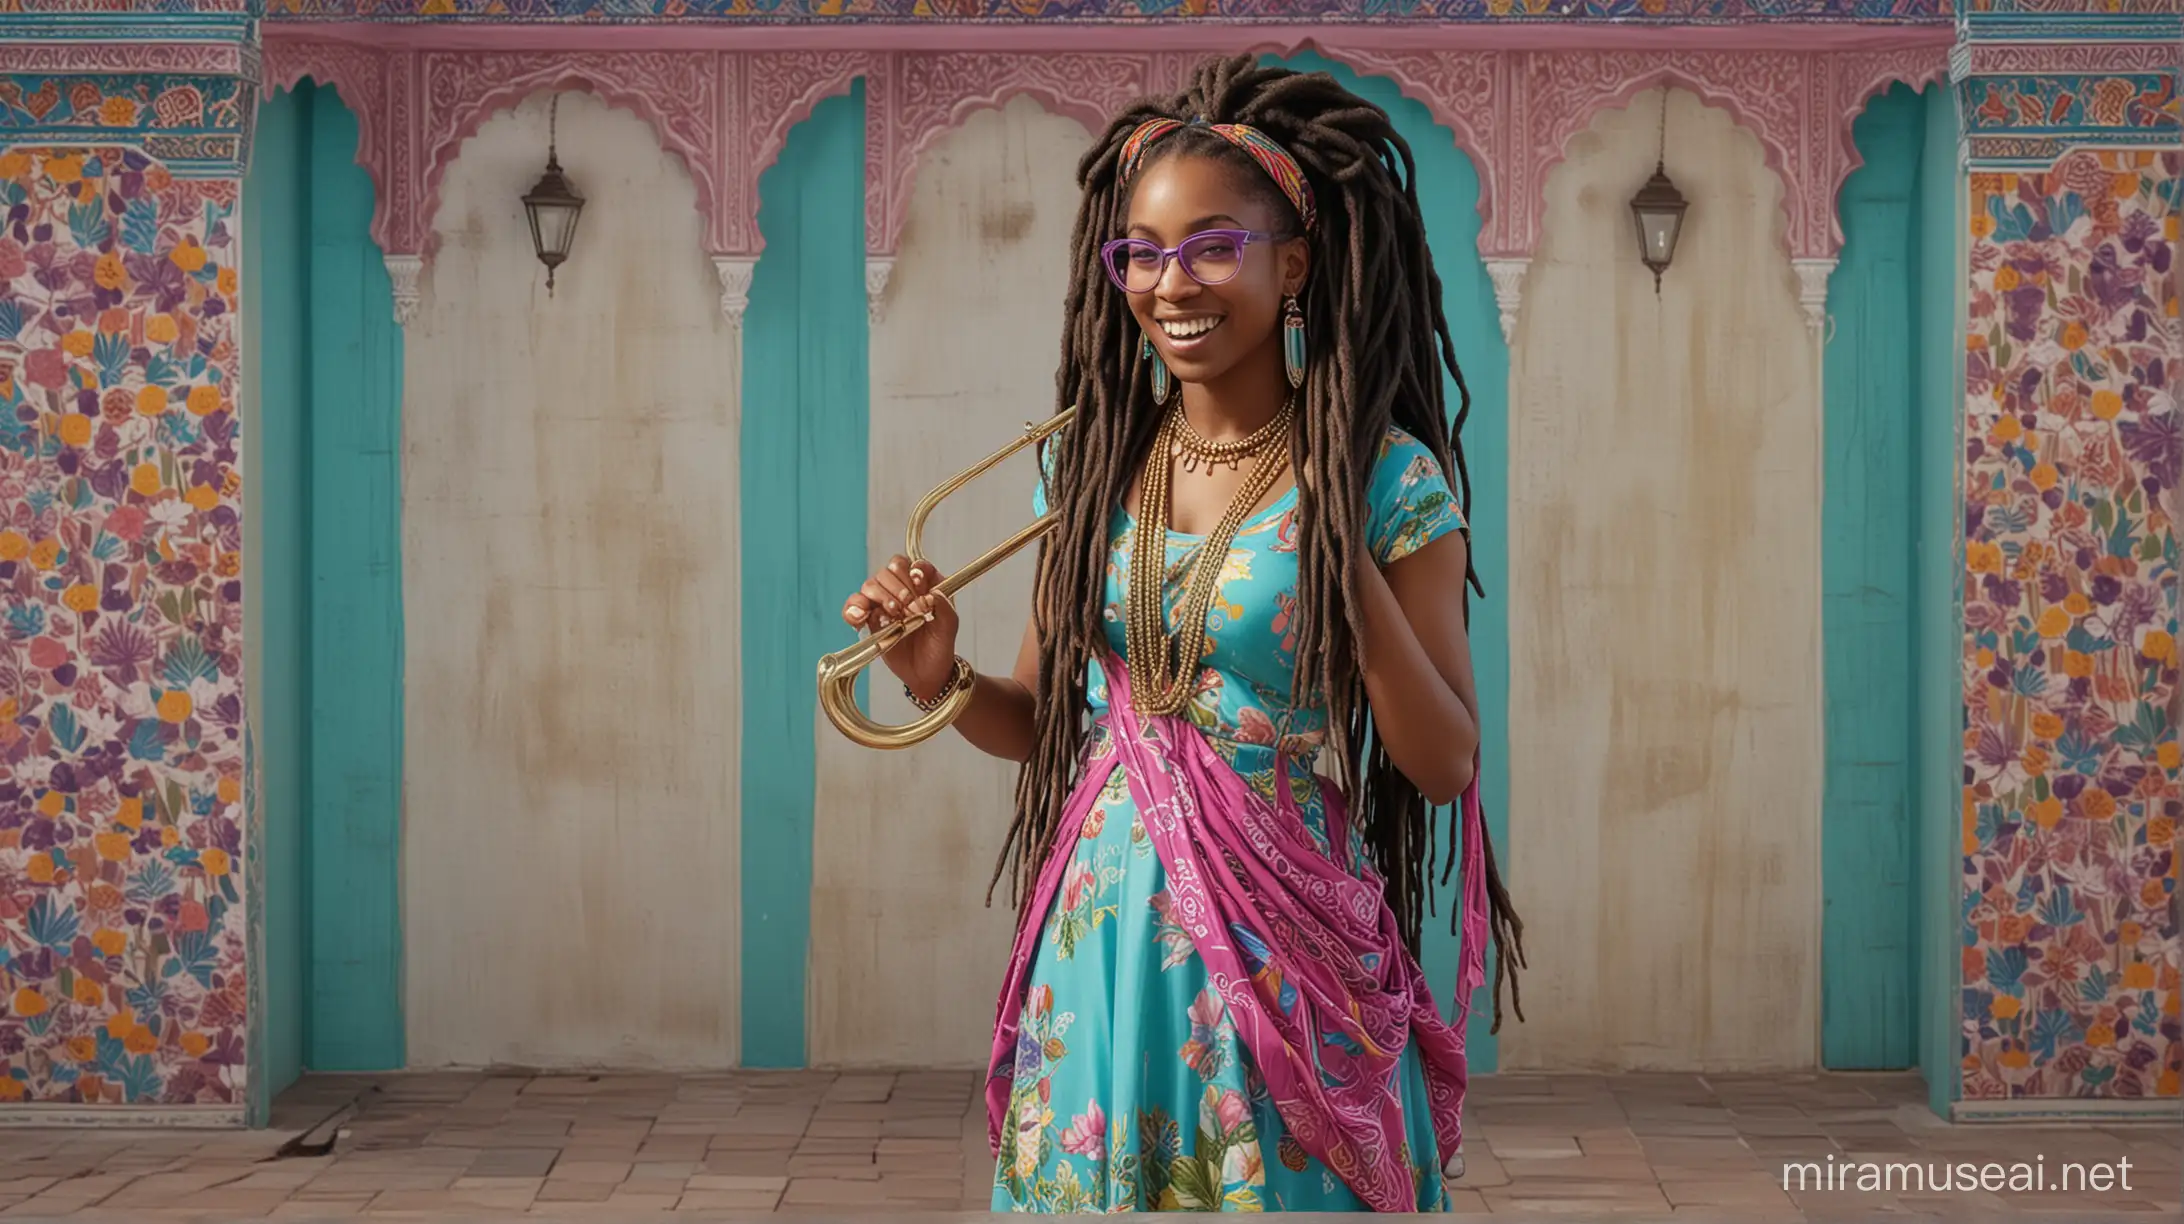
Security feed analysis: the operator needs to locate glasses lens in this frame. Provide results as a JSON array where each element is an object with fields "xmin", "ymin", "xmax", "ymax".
[
  {"xmin": 1178, "ymin": 232, "xmax": 1244, "ymax": 284},
  {"xmin": 1107, "ymin": 240, "xmax": 1163, "ymax": 292}
]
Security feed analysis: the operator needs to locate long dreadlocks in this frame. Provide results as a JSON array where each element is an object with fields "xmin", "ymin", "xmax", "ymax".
[{"xmin": 987, "ymin": 54, "xmax": 1526, "ymax": 1032}]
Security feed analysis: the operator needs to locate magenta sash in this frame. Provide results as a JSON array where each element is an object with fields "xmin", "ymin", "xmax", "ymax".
[{"xmin": 985, "ymin": 654, "xmax": 1490, "ymax": 1213}]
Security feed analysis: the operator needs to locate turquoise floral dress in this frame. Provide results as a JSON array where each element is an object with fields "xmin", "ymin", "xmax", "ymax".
[{"xmin": 992, "ymin": 425, "xmax": 1469, "ymax": 1213}]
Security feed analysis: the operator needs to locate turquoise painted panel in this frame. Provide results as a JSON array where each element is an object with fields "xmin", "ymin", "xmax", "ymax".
[
  {"xmin": 1266, "ymin": 54, "xmax": 1511, "ymax": 1069},
  {"xmin": 1914, "ymin": 82, "xmax": 1965, "ymax": 1116},
  {"xmin": 1822, "ymin": 82, "xmax": 1927, "ymax": 1069},
  {"xmin": 741, "ymin": 86, "xmax": 870, "ymax": 1068},
  {"xmin": 243, "ymin": 82, "xmax": 406, "ymax": 1077},
  {"xmin": 302, "ymin": 88, "xmax": 406, "ymax": 1071},
  {"xmin": 242, "ymin": 85, "xmax": 310, "ymax": 1105}
]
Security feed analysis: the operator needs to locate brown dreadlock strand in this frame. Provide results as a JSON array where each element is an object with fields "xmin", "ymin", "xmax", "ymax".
[{"xmin": 983, "ymin": 54, "xmax": 1526, "ymax": 1032}]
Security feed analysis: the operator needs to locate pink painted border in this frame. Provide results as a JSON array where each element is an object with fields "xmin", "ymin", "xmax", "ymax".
[{"xmin": 261, "ymin": 32, "xmax": 1949, "ymax": 270}]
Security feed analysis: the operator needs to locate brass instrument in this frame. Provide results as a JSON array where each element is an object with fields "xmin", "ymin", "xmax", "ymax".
[{"xmin": 816, "ymin": 408, "xmax": 1075, "ymax": 749}]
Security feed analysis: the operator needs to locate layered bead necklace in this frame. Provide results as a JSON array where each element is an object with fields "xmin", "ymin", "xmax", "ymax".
[{"xmin": 1124, "ymin": 396, "xmax": 1295, "ymax": 716}]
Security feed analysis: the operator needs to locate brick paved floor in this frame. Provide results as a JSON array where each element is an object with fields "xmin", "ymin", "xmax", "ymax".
[{"xmin": 0, "ymin": 1070, "xmax": 2174, "ymax": 1219}]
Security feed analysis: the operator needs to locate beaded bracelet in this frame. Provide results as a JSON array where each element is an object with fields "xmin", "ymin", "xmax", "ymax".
[{"xmin": 905, "ymin": 656, "xmax": 974, "ymax": 713}]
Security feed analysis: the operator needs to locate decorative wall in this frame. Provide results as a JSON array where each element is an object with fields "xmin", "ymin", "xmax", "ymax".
[
  {"xmin": 1957, "ymin": 150, "xmax": 2182, "ymax": 1102},
  {"xmin": 245, "ymin": 22, "xmax": 1954, "ymax": 1078},
  {"xmin": 809, "ymin": 97, "xmax": 1082, "ymax": 1068},
  {"xmin": 1502, "ymin": 87, "xmax": 1825, "ymax": 1071},
  {"xmin": 0, "ymin": 19, "xmax": 258, "ymax": 1115},
  {"xmin": 399, "ymin": 91, "xmax": 745, "ymax": 1069},
  {"xmin": 1953, "ymin": 9, "xmax": 2182, "ymax": 1106}
]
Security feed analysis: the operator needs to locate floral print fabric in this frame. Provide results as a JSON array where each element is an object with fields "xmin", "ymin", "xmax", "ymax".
[{"xmin": 991, "ymin": 427, "xmax": 1469, "ymax": 1212}]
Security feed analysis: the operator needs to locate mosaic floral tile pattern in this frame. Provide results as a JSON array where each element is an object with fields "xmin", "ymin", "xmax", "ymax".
[
  {"xmin": 1962, "ymin": 74, "xmax": 2180, "ymax": 138},
  {"xmin": 0, "ymin": 76, "xmax": 252, "ymax": 141},
  {"xmin": 1961, "ymin": 149, "xmax": 2182, "ymax": 1101},
  {"xmin": 0, "ymin": 147, "xmax": 247, "ymax": 1106}
]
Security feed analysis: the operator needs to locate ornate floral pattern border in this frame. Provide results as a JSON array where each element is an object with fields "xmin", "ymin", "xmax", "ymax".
[
  {"xmin": 0, "ymin": 22, "xmax": 262, "ymax": 179},
  {"xmin": 1954, "ymin": 29, "xmax": 2182, "ymax": 171}
]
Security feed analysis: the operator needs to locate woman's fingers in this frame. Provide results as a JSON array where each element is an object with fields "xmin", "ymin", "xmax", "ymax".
[
  {"xmin": 859, "ymin": 578, "xmax": 906, "ymax": 629},
  {"xmin": 845, "ymin": 558, "xmax": 950, "ymax": 634}
]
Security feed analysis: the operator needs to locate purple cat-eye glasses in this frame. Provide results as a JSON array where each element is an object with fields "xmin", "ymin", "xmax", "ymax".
[{"xmin": 1099, "ymin": 229, "xmax": 1273, "ymax": 294}]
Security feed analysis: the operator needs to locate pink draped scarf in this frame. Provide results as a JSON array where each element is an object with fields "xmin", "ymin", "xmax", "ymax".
[{"xmin": 986, "ymin": 654, "xmax": 1491, "ymax": 1213}]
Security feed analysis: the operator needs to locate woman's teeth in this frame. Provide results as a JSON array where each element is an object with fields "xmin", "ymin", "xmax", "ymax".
[{"xmin": 1161, "ymin": 317, "xmax": 1222, "ymax": 340}]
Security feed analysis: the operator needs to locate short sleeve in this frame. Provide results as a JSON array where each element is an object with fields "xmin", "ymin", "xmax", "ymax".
[{"xmin": 1367, "ymin": 426, "xmax": 1467, "ymax": 565}]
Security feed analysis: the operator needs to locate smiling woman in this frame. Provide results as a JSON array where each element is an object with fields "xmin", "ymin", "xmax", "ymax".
[{"xmin": 830, "ymin": 55, "xmax": 1524, "ymax": 1213}]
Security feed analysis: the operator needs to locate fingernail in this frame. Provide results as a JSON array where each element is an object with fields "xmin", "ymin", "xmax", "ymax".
[
  {"xmin": 911, "ymin": 571, "xmax": 924, "ymax": 586},
  {"xmin": 886, "ymin": 600, "xmax": 899, "ymax": 612},
  {"xmin": 846, "ymin": 607, "xmax": 865, "ymax": 621}
]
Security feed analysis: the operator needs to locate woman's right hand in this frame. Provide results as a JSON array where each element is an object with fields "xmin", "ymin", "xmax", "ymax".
[{"xmin": 842, "ymin": 555, "xmax": 961, "ymax": 700}]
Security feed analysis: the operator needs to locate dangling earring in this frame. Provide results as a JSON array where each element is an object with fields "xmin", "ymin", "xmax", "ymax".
[
  {"xmin": 1143, "ymin": 334, "xmax": 1172, "ymax": 403},
  {"xmin": 1282, "ymin": 295, "xmax": 1307, "ymax": 389}
]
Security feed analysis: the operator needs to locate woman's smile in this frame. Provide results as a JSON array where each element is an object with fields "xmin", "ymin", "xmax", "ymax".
[{"xmin": 1157, "ymin": 313, "xmax": 1226, "ymax": 352}]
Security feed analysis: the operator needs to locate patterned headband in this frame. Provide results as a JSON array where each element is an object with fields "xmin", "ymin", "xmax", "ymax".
[{"xmin": 1118, "ymin": 116, "xmax": 1317, "ymax": 233}]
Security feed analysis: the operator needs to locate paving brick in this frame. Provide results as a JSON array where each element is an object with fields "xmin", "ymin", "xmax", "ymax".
[
  {"xmin": 823, "ymin": 1075, "xmax": 896, "ymax": 1104},
  {"xmin": 1487, "ymin": 1135, "xmax": 1582, "ymax": 1160},
  {"xmin": 697, "ymin": 1154, "xmax": 794, "ymax": 1177},
  {"xmin": 1659, "ymin": 1177, "xmax": 1799, "ymax": 1206},
  {"xmin": 673, "ymin": 1189, "xmax": 786, "ymax": 1211},
  {"xmin": 878, "ymin": 1117, "xmax": 962, "ymax": 1139},
  {"xmin": 543, "ymin": 1161, "xmax": 630, "ymax": 1184},
  {"xmin": 93, "ymin": 1169, "xmax": 235, "ymax": 1201},
  {"xmin": 785, "ymin": 1158, "xmax": 881, "ymax": 1180},
  {"xmin": 633, "ymin": 1138, "xmax": 709, "ymax": 1162},
  {"xmin": 782, "ymin": 1177, "xmax": 906, "ymax": 1205},
  {"xmin": 877, "ymin": 1174, "xmax": 969, "ymax": 1201},
  {"xmin": 369, "ymin": 1184, "xmax": 539, "ymax": 1211},
  {"xmin": 555, "ymin": 1146, "xmax": 642, "ymax": 1163},
  {"xmin": 1504, "ymin": 1155, "xmax": 1661, "ymax": 1182},
  {"xmin": 451, "ymin": 1175, "xmax": 546, "ymax": 1192},
  {"xmin": 168, "ymin": 1187, "xmax": 294, "ymax": 1215},
  {"xmin": 462, "ymin": 1147, "xmax": 559, "ymax": 1179},
  {"xmin": 296, "ymin": 1170, "xmax": 461, "ymax": 1195},
  {"xmin": 877, "ymin": 1155, "xmax": 963, "ymax": 1176},
  {"xmin": 792, "ymin": 1138, "xmax": 878, "ymax": 1158},
  {"xmin": 875, "ymin": 1137, "xmax": 962, "ymax": 1157},
  {"xmin": 685, "ymin": 1175, "xmax": 790, "ymax": 1192},
  {"xmin": 705, "ymin": 1135, "xmax": 800, "ymax": 1152},
  {"xmin": 534, "ymin": 1180, "xmax": 617, "ymax": 1203},
  {"xmin": 267, "ymin": 1195, "xmax": 373, "ymax": 1218}
]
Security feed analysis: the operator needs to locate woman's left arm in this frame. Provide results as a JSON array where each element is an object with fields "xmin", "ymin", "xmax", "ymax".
[{"xmin": 1354, "ymin": 529, "xmax": 1480, "ymax": 805}]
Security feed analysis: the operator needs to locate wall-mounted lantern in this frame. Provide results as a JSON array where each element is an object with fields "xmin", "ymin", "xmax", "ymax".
[
  {"xmin": 522, "ymin": 92, "xmax": 585, "ymax": 295},
  {"xmin": 1628, "ymin": 89, "xmax": 1687, "ymax": 294}
]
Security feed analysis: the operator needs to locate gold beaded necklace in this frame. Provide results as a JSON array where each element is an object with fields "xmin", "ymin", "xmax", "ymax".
[
  {"xmin": 1170, "ymin": 397, "xmax": 1292, "ymax": 473},
  {"xmin": 1125, "ymin": 397, "xmax": 1295, "ymax": 715}
]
